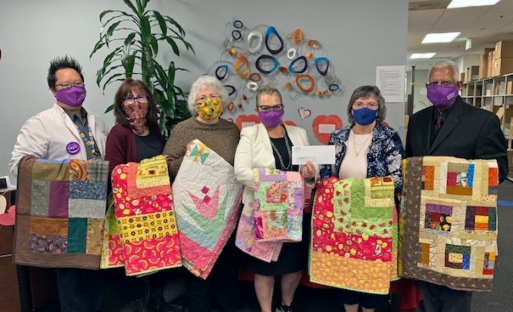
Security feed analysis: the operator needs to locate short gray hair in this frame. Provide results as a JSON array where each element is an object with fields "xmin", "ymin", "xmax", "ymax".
[
  {"xmin": 347, "ymin": 85, "xmax": 387, "ymax": 125},
  {"xmin": 187, "ymin": 75, "xmax": 229, "ymax": 116},
  {"xmin": 428, "ymin": 59, "xmax": 460, "ymax": 82}
]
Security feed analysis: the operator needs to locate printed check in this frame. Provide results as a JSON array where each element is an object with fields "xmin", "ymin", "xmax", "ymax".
[{"xmin": 292, "ymin": 145, "xmax": 336, "ymax": 165}]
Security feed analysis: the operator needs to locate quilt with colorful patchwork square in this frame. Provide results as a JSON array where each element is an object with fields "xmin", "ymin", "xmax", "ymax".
[
  {"xmin": 14, "ymin": 156, "xmax": 108, "ymax": 269},
  {"xmin": 107, "ymin": 155, "xmax": 182, "ymax": 276},
  {"xmin": 173, "ymin": 140, "xmax": 243, "ymax": 279},
  {"xmin": 401, "ymin": 156, "xmax": 499, "ymax": 291},
  {"xmin": 310, "ymin": 176, "xmax": 398, "ymax": 294},
  {"xmin": 236, "ymin": 168, "xmax": 304, "ymax": 263}
]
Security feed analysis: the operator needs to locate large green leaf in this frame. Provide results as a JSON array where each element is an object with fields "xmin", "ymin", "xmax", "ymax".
[
  {"xmin": 122, "ymin": 0, "xmax": 139, "ymax": 16},
  {"xmin": 90, "ymin": 0, "xmax": 194, "ymax": 133},
  {"xmin": 152, "ymin": 11, "xmax": 167, "ymax": 37}
]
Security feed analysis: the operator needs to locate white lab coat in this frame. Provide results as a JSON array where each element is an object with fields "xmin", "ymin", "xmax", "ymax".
[{"xmin": 9, "ymin": 103, "xmax": 108, "ymax": 177}]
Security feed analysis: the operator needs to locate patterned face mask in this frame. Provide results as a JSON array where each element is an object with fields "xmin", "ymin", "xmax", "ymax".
[
  {"xmin": 196, "ymin": 97, "xmax": 223, "ymax": 120},
  {"xmin": 124, "ymin": 102, "xmax": 148, "ymax": 134}
]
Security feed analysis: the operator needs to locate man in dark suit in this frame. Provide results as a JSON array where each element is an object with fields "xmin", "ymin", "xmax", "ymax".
[{"xmin": 405, "ymin": 59, "xmax": 508, "ymax": 312}]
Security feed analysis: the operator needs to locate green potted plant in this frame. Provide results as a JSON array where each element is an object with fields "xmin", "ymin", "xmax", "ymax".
[{"xmin": 90, "ymin": 0, "xmax": 194, "ymax": 138}]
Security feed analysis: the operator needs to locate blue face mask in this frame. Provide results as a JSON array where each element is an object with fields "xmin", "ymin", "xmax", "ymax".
[{"xmin": 352, "ymin": 107, "xmax": 378, "ymax": 126}]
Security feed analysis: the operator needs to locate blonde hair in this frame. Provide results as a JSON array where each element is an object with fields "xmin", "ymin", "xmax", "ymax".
[{"xmin": 255, "ymin": 85, "xmax": 283, "ymax": 107}]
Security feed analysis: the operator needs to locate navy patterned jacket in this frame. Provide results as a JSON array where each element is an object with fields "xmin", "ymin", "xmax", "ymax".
[{"xmin": 319, "ymin": 123, "xmax": 405, "ymax": 196}]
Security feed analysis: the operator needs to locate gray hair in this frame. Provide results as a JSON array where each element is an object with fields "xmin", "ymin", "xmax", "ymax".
[
  {"xmin": 347, "ymin": 85, "xmax": 387, "ymax": 125},
  {"xmin": 428, "ymin": 59, "xmax": 460, "ymax": 82},
  {"xmin": 187, "ymin": 75, "xmax": 229, "ymax": 116}
]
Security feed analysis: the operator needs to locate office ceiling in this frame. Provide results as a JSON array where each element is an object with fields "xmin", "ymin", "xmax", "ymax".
[{"xmin": 407, "ymin": 0, "xmax": 513, "ymax": 71}]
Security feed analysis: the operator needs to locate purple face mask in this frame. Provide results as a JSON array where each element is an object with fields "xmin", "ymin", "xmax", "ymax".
[
  {"xmin": 427, "ymin": 85, "xmax": 458, "ymax": 108},
  {"xmin": 258, "ymin": 109, "xmax": 284, "ymax": 128},
  {"xmin": 55, "ymin": 86, "xmax": 87, "ymax": 107}
]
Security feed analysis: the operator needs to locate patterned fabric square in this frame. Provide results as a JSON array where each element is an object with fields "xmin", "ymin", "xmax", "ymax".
[
  {"xmin": 422, "ymin": 166, "xmax": 434, "ymax": 190},
  {"xmin": 250, "ymin": 168, "xmax": 304, "ymax": 242},
  {"xmin": 28, "ymin": 216, "xmax": 68, "ymax": 254},
  {"xmin": 483, "ymin": 252, "xmax": 495, "ymax": 275},
  {"xmin": 86, "ymin": 160, "xmax": 110, "ymax": 183},
  {"xmin": 100, "ymin": 200, "xmax": 125, "ymax": 269},
  {"xmin": 86, "ymin": 218, "xmax": 104, "ymax": 255},
  {"xmin": 424, "ymin": 204, "xmax": 453, "ymax": 231},
  {"xmin": 69, "ymin": 199, "xmax": 107, "ymax": 219},
  {"xmin": 48, "ymin": 181, "xmax": 69, "ymax": 218},
  {"xmin": 107, "ymin": 155, "xmax": 182, "ymax": 276},
  {"xmin": 236, "ymin": 168, "xmax": 303, "ymax": 264},
  {"xmin": 174, "ymin": 140, "xmax": 243, "ymax": 278},
  {"xmin": 69, "ymin": 181, "xmax": 108, "ymax": 200},
  {"xmin": 310, "ymin": 176, "xmax": 397, "ymax": 294},
  {"xmin": 14, "ymin": 157, "xmax": 108, "ymax": 270},
  {"xmin": 401, "ymin": 156, "xmax": 498, "ymax": 291},
  {"xmin": 31, "ymin": 180, "xmax": 50, "ymax": 217},
  {"xmin": 31, "ymin": 159, "xmax": 70, "ymax": 181}
]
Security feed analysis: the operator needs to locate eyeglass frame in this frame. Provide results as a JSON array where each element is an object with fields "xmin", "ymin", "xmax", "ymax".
[
  {"xmin": 124, "ymin": 94, "xmax": 149, "ymax": 105},
  {"xmin": 256, "ymin": 104, "xmax": 284, "ymax": 112},
  {"xmin": 195, "ymin": 94, "xmax": 221, "ymax": 104},
  {"xmin": 352, "ymin": 102, "xmax": 379, "ymax": 110},
  {"xmin": 426, "ymin": 80, "xmax": 457, "ymax": 87},
  {"xmin": 54, "ymin": 82, "xmax": 85, "ymax": 90}
]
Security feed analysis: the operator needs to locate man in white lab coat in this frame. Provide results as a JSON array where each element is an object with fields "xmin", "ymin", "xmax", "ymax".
[{"xmin": 10, "ymin": 55, "xmax": 108, "ymax": 312}]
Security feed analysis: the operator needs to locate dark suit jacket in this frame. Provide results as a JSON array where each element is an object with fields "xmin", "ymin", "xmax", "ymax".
[{"xmin": 405, "ymin": 96, "xmax": 508, "ymax": 182}]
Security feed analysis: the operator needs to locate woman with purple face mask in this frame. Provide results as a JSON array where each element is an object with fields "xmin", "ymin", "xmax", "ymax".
[
  {"xmin": 234, "ymin": 85, "xmax": 316, "ymax": 312},
  {"xmin": 319, "ymin": 85, "xmax": 404, "ymax": 312}
]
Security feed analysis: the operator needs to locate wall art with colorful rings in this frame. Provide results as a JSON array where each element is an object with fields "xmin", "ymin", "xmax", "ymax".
[{"xmin": 207, "ymin": 18, "xmax": 344, "ymax": 115}]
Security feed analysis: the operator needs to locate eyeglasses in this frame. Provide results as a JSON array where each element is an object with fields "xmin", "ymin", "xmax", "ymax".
[
  {"xmin": 352, "ymin": 102, "xmax": 379, "ymax": 109},
  {"xmin": 125, "ymin": 94, "xmax": 148, "ymax": 105},
  {"xmin": 257, "ymin": 104, "xmax": 284, "ymax": 112},
  {"xmin": 55, "ymin": 82, "xmax": 84, "ymax": 89},
  {"xmin": 196, "ymin": 94, "xmax": 221, "ymax": 103},
  {"xmin": 426, "ymin": 81, "xmax": 456, "ymax": 87}
]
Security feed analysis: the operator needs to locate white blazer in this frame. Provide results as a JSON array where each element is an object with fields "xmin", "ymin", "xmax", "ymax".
[
  {"xmin": 10, "ymin": 103, "xmax": 108, "ymax": 177},
  {"xmin": 234, "ymin": 123, "xmax": 311, "ymax": 204}
]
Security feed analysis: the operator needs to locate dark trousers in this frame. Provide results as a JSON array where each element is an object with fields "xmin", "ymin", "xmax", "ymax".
[
  {"xmin": 185, "ymin": 234, "xmax": 241, "ymax": 312},
  {"xmin": 55, "ymin": 268, "xmax": 104, "ymax": 312},
  {"xmin": 418, "ymin": 281, "xmax": 472, "ymax": 312}
]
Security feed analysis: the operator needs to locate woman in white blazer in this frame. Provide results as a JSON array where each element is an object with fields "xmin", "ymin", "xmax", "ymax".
[{"xmin": 234, "ymin": 86, "xmax": 315, "ymax": 312}]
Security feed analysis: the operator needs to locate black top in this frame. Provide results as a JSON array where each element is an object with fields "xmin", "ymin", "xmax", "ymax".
[
  {"xmin": 270, "ymin": 134, "xmax": 299, "ymax": 172},
  {"xmin": 135, "ymin": 129, "xmax": 164, "ymax": 162}
]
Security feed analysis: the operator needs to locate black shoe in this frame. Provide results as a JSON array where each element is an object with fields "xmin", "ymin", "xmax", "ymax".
[{"xmin": 275, "ymin": 304, "xmax": 294, "ymax": 312}]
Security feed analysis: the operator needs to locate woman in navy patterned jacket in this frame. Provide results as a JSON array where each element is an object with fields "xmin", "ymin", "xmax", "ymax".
[{"xmin": 318, "ymin": 85, "xmax": 405, "ymax": 312}]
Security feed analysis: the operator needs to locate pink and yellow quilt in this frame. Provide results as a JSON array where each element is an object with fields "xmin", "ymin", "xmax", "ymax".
[
  {"xmin": 310, "ymin": 176, "xmax": 398, "ymax": 294},
  {"xmin": 14, "ymin": 156, "xmax": 108, "ymax": 270},
  {"xmin": 236, "ymin": 168, "xmax": 304, "ymax": 262},
  {"xmin": 173, "ymin": 140, "xmax": 243, "ymax": 279},
  {"xmin": 105, "ymin": 155, "xmax": 182, "ymax": 276},
  {"xmin": 401, "ymin": 157, "xmax": 498, "ymax": 291}
]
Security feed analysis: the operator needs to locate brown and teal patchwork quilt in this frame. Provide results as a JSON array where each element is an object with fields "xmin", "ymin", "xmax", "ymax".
[{"xmin": 14, "ymin": 156, "xmax": 108, "ymax": 269}]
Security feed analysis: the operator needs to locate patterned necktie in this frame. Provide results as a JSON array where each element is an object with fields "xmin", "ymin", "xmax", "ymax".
[{"xmin": 435, "ymin": 114, "xmax": 443, "ymax": 130}]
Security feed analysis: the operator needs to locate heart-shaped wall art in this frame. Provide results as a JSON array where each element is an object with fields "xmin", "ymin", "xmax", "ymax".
[
  {"xmin": 298, "ymin": 107, "xmax": 312, "ymax": 120},
  {"xmin": 235, "ymin": 114, "xmax": 260, "ymax": 130},
  {"xmin": 312, "ymin": 115, "xmax": 343, "ymax": 144}
]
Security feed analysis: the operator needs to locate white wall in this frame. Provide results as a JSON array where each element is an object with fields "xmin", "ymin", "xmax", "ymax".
[
  {"xmin": 0, "ymin": 0, "xmax": 408, "ymax": 182},
  {"xmin": 407, "ymin": 69, "xmax": 430, "ymax": 114}
]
